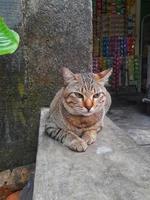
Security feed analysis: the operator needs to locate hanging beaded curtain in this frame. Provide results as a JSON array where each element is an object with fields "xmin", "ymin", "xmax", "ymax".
[{"xmin": 92, "ymin": 0, "xmax": 140, "ymax": 91}]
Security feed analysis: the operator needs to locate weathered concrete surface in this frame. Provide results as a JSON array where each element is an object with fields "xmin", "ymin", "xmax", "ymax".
[
  {"xmin": 0, "ymin": 0, "xmax": 92, "ymax": 170},
  {"xmin": 33, "ymin": 108, "xmax": 150, "ymax": 200}
]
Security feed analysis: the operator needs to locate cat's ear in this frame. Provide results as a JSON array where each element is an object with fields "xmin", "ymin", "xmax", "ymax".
[
  {"xmin": 62, "ymin": 67, "xmax": 76, "ymax": 85},
  {"xmin": 94, "ymin": 68, "xmax": 113, "ymax": 85}
]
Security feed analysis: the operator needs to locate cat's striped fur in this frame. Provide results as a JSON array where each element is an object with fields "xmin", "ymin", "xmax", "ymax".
[{"xmin": 45, "ymin": 67, "xmax": 112, "ymax": 152}]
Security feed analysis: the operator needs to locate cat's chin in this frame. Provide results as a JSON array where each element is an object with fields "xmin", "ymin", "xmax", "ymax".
[{"xmin": 81, "ymin": 111, "xmax": 95, "ymax": 116}]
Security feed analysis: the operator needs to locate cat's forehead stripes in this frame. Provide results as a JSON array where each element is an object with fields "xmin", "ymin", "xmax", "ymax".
[
  {"xmin": 79, "ymin": 73, "xmax": 103, "ymax": 93},
  {"xmin": 80, "ymin": 73, "xmax": 95, "ymax": 91}
]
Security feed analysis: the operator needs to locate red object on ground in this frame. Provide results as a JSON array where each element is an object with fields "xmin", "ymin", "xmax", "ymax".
[{"xmin": 6, "ymin": 191, "xmax": 21, "ymax": 200}]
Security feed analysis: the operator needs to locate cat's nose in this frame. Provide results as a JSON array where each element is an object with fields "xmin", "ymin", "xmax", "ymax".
[{"xmin": 84, "ymin": 99, "xmax": 93, "ymax": 111}]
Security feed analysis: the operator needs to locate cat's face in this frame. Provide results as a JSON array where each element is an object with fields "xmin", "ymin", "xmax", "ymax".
[{"xmin": 62, "ymin": 68, "xmax": 112, "ymax": 116}]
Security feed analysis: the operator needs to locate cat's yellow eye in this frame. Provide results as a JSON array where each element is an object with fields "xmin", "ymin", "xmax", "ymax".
[
  {"xmin": 74, "ymin": 92, "xmax": 84, "ymax": 99},
  {"xmin": 93, "ymin": 93, "xmax": 101, "ymax": 98}
]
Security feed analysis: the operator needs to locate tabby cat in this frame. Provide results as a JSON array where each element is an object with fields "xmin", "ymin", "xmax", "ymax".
[{"xmin": 45, "ymin": 67, "xmax": 112, "ymax": 152}]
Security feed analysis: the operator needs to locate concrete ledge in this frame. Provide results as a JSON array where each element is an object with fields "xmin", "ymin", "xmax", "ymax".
[{"xmin": 33, "ymin": 108, "xmax": 150, "ymax": 200}]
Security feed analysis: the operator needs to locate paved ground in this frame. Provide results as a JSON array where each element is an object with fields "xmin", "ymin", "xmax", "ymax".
[
  {"xmin": 108, "ymin": 101, "xmax": 150, "ymax": 146},
  {"xmin": 33, "ymin": 108, "xmax": 150, "ymax": 200}
]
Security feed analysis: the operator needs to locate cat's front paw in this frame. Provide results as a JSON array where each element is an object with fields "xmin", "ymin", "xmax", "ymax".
[
  {"xmin": 69, "ymin": 139, "xmax": 88, "ymax": 152},
  {"xmin": 82, "ymin": 133, "xmax": 97, "ymax": 145}
]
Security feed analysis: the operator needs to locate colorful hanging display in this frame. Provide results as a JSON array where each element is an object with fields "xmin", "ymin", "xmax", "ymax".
[{"xmin": 92, "ymin": 0, "xmax": 140, "ymax": 91}]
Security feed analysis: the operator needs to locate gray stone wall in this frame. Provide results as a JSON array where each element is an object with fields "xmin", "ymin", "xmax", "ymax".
[{"xmin": 0, "ymin": 0, "xmax": 92, "ymax": 170}]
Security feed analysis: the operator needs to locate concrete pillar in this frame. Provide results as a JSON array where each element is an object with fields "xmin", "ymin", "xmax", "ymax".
[{"xmin": 0, "ymin": 0, "xmax": 93, "ymax": 170}]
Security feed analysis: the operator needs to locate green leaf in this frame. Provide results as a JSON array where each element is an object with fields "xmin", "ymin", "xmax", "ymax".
[{"xmin": 0, "ymin": 17, "xmax": 20, "ymax": 55}]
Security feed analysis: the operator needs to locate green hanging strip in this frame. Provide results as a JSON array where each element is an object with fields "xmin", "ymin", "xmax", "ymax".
[{"xmin": 0, "ymin": 17, "xmax": 20, "ymax": 55}]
